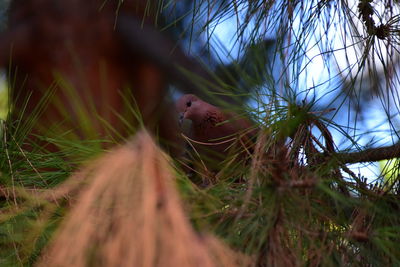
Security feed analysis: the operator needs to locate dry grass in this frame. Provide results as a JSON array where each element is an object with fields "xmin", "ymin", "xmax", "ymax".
[{"xmin": 36, "ymin": 130, "xmax": 248, "ymax": 267}]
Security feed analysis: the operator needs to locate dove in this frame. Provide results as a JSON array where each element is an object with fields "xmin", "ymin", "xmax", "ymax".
[{"xmin": 176, "ymin": 94, "xmax": 258, "ymax": 172}]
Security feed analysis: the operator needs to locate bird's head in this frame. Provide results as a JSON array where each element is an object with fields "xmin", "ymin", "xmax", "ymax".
[{"xmin": 176, "ymin": 94, "xmax": 203, "ymax": 125}]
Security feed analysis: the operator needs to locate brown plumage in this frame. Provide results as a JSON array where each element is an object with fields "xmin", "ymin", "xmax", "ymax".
[{"xmin": 176, "ymin": 94, "xmax": 257, "ymax": 171}]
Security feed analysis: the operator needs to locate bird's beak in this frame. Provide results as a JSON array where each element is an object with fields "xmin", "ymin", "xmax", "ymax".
[{"xmin": 178, "ymin": 112, "xmax": 184, "ymax": 126}]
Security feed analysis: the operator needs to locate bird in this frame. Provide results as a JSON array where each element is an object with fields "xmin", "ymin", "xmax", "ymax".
[{"xmin": 176, "ymin": 94, "xmax": 258, "ymax": 177}]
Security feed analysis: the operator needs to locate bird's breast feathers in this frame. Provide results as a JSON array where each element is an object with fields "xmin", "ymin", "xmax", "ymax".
[{"xmin": 202, "ymin": 111, "xmax": 224, "ymax": 127}]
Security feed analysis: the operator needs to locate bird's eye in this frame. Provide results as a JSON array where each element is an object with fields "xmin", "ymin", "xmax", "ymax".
[{"xmin": 186, "ymin": 101, "xmax": 191, "ymax": 107}]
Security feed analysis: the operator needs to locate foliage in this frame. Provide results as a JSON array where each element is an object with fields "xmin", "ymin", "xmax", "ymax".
[{"xmin": 1, "ymin": 0, "xmax": 400, "ymax": 266}]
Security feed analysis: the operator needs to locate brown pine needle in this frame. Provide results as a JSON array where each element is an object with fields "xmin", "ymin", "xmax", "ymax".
[{"xmin": 37, "ymin": 130, "xmax": 248, "ymax": 267}]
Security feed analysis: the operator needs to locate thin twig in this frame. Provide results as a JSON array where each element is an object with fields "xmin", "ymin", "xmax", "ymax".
[
  {"xmin": 182, "ymin": 133, "xmax": 237, "ymax": 146},
  {"xmin": 235, "ymin": 131, "xmax": 267, "ymax": 221},
  {"xmin": 181, "ymin": 133, "xmax": 208, "ymax": 172},
  {"xmin": 2, "ymin": 122, "xmax": 17, "ymax": 206}
]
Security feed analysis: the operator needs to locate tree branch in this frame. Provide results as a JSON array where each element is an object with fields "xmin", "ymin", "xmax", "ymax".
[{"xmin": 333, "ymin": 143, "xmax": 400, "ymax": 164}]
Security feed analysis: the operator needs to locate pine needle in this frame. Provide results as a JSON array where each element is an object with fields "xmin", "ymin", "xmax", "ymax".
[{"xmin": 37, "ymin": 130, "xmax": 248, "ymax": 267}]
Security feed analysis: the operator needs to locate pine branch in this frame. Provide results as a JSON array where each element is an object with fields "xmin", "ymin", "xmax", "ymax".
[{"xmin": 333, "ymin": 143, "xmax": 400, "ymax": 164}]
